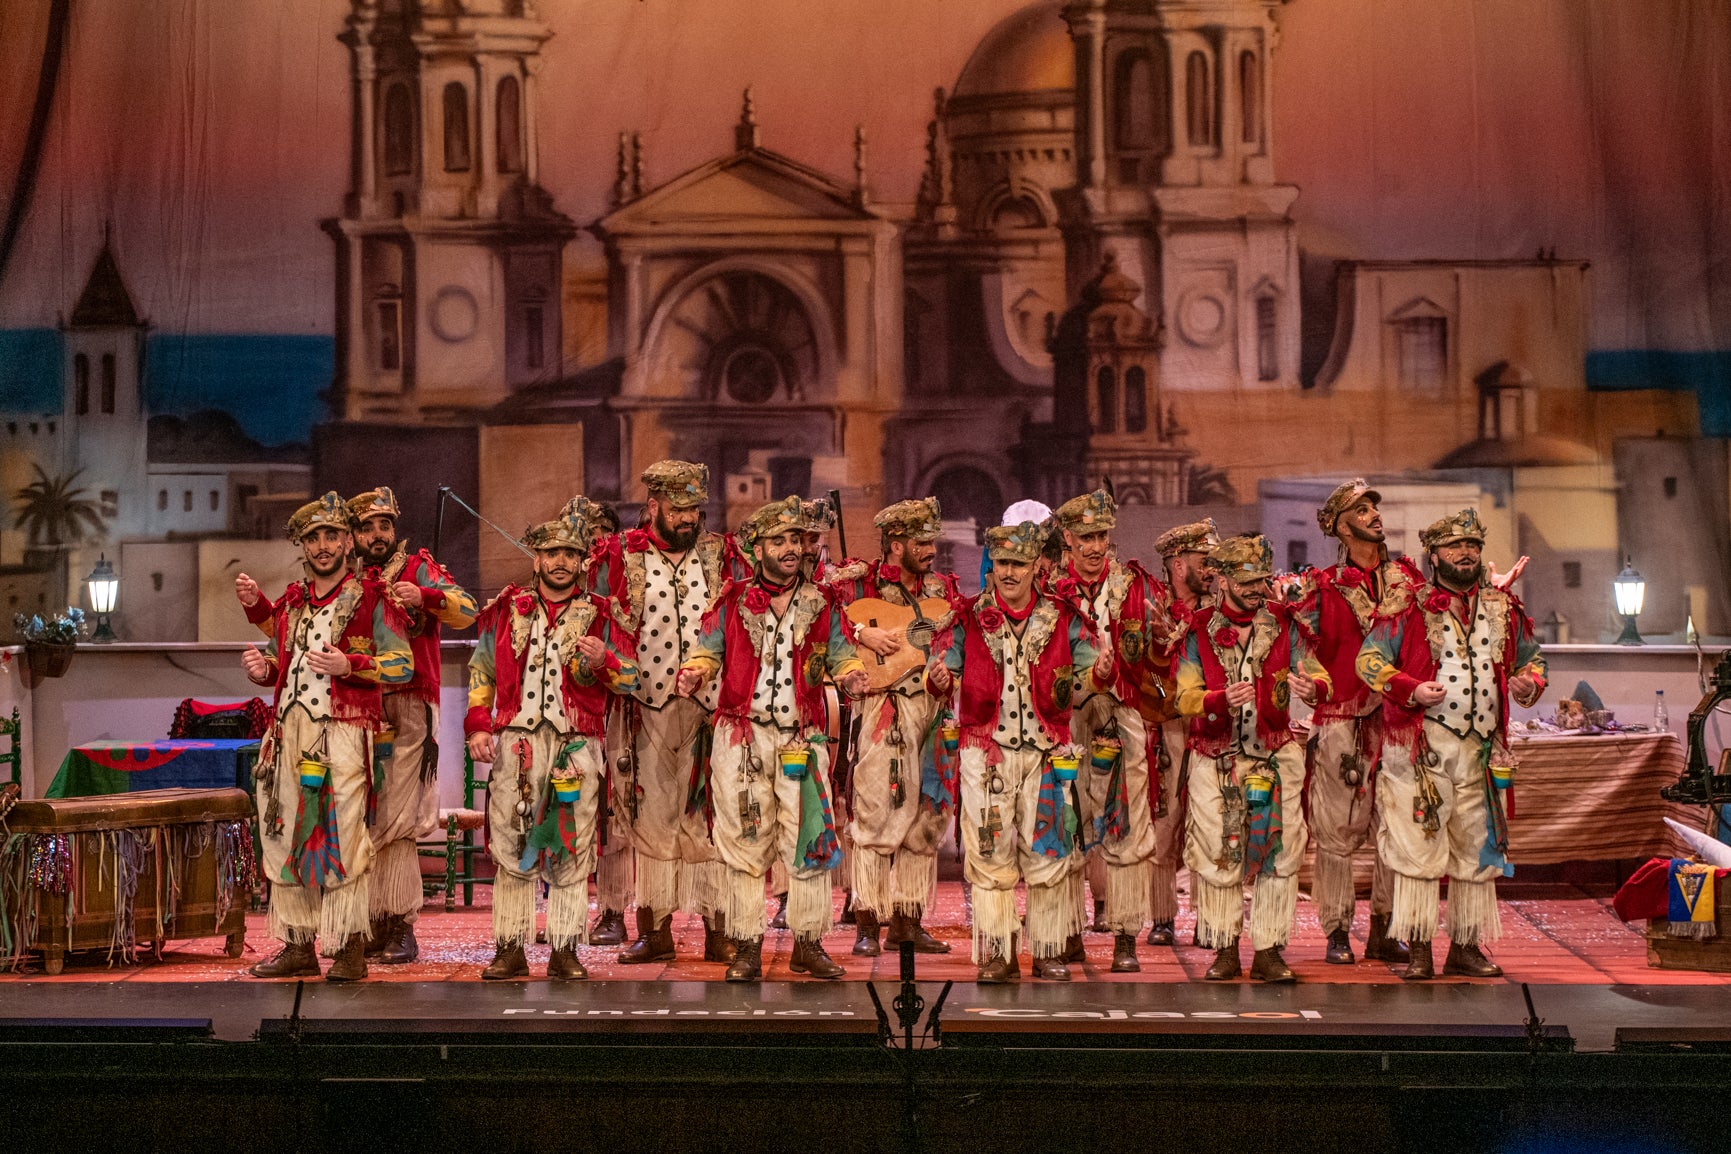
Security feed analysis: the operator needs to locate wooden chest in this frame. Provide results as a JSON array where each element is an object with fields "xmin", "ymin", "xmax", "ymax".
[
  {"xmin": 1646, "ymin": 882, "xmax": 1731, "ymax": 974},
  {"xmin": 1, "ymin": 787, "xmax": 254, "ymax": 974}
]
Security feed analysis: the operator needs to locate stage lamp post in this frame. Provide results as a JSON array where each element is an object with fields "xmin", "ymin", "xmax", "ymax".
[
  {"xmin": 86, "ymin": 553, "xmax": 118, "ymax": 643},
  {"xmin": 1612, "ymin": 558, "xmax": 1645, "ymax": 646}
]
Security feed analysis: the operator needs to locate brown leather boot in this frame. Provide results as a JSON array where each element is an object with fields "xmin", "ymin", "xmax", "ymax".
[
  {"xmin": 249, "ymin": 940, "xmax": 320, "ymax": 979},
  {"xmin": 379, "ymin": 916, "xmax": 419, "ymax": 965},
  {"xmin": 703, "ymin": 914, "xmax": 737, "ymax": 964},
  {"xmin": 1204, "ymin": 942, "xmax": 1242, "ymax": 980},
  {"xmin": 839, "ymin": 890, "xmax": 858, "ymax": 925},
  {"xmin": 790, "ymin": 937, "xmax": 846, "ymax": 979},
  {"xmin": 481, "ymin": 941, "xmax": 530, "ymax": 980},
  {"xmin": 1402, "ymin": 938, "xmax": 1434, "ymax": 981},
  {"xmin": 618, "ymin": 907, "xmax": 676, "ymax": 964},
  {"xmin": 1365, "ymin": 913, "xmax": 1411, "ymax": 963},
  {"xmin": 1443, "ymin": 942, "xmax": 1503, "ymax": 978},
  {"xmin": 1111, "ymin": 933, "xmax": 1140, "ymax": 973},
  {"xmin": 885, "ymin": 911, "xmax": 951, "ymax": 954},
  {"xmin": 363, "ymin": 916, "xmax": 389, "ymax": 957},
  {"xmin": 769, "ymin": 894, "xmax": 789, "ymax": 930},
  {"xmin": 547, "ymin": 946, "xmax": 589, "ymax": 981},
  {"xmin": 853, "ymin": 909, "xmax": 882, "ymax": 957},
  {"xmin": 324, "ymin": 934, "xmax": 369, "ymax": 983},
  {"xmin": 589, "ymin": 908, "xmax": 627, "ymax": 946},
  {"xmin": 976, "ymin": 938, "xmax": 1021, "ymax": 983},
  {"xmin": 1088, "ymin": 898, "xmax": 1108, "ymax": 933},
  {"xmin": 1061, "ymin": 933, "xmax": 1086, "ymax": 964},
  {"xmin": 1032, "ymin": 953, "xmax": 1071, "ymax": 981},
  {"xmin": 1145, "ymin": 920, "xmax": 1175, "ymax": 947},
  {"xmin": 725, "ymin": 936, "xmax": 764, "ymax": 982},
  {"xmin": 1324, "ymin": 927, "xmax": 1355, "ymax": 965},
  {"xmin": 1250, "ymin": 946, "xmax": 1297, "ymax": 983}
]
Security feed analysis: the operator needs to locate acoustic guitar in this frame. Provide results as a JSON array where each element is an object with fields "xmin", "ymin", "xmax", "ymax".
[{"xmin": 845, "ymin": 596, "xmax": 954, "ymax": 692}]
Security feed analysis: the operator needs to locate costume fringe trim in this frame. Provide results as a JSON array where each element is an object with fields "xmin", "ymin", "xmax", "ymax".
[
  {"xmin": 1104, "ymin": 858, "xmax": 1153, "ymax": 933},
  {"xmin": 637, "ymin": 854, "xmax": 681, "ymax": 922},
  {"xmin": 890, "ymin": 850, "xmax": 938, "ymax": 918},
  {"xmin": 1445, "ymin": 877, "xmax": 1502, "ymax": 945},
  {"xmin": 769, "ymin": 858, "xmax": 789, "ymax": 896},
  {"xmin": 1194, "ymin": 878, "xmax": 1246, "ymax": 949},
  {"xmin": 492, "ymin": 871, "xmax": 537, "ymax": 947},
  {"xmin": 595, "ymin": 848, "xmax": 635, "ymax": 911},
  {"xmin": 1312, "ymin": 850, "xmax": 1356, "ymax": 935},
  {"xmin": 545, "ymin": 880, "xmax": 589, "ymax": 951},
  {"xmin": 1027, "ymin": 875, "xmax": 1085, "ymax": 958},
  {"xmin": 787, "ymin": 872, "xmax": 834, "ymax": 942},
  {"xmin": 1249, "ymin": 872, "xmax": 1299, "ymax": 951},
  {"xmin": 679, "ymin": 859, "xmax": 724, "ymax": 918},
  {"xmin": 850, "ymin": 846, "xmax": 893, "ymax": 917},
  {"xmin": 267, "ymin": 883, "xmax": 320, "ymax": 945},
  {"xmin": 1149, "ymin": 862, "xmax": 1180, "ymax": 925},
  {"xmin": 971, "ymin": 885, "xmax": 1019, "ymax": 965},
  {"xmin": 369, "ymin": 839, "xmax": 422, "ymax": 920},
  {"xmin": 318, "ymin": 875, "xmax": 371, "ymax": 954},
  {"xmin": 724, "ymin": 866, "xmax": 768, "ymax": 940},
  {"xmin": 1389, "ymin": 872, "xmax": 1441, "ymax": 944}
]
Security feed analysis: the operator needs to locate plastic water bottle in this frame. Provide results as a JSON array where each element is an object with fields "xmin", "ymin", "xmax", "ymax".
[{"xmin": 1653, "ymin": 690, "xmax": 1669, "ymax": 733}]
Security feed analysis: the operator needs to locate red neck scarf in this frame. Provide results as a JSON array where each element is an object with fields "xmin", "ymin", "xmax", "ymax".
[
  {"xmin": 1220, "ymin": 601, "xmax": 1256, "ymax": 627},
  {"xmin": 995, "ymin": 590, "xmax": 1036, "ymax": 623}
]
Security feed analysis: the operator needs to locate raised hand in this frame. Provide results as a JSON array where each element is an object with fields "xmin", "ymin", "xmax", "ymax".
[
  {"xmin": 306, "ymin": 642, "xmax": 353, "ymax": 677},
  {"xmin": 235, "ymin": 573, "xmax": 261, "ymax": 608}
]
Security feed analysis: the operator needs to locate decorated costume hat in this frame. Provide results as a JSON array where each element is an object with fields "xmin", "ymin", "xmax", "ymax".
[
  {"xmin": 738, "ymin": 495, "xmax": 807, "ymax": 556},
  {"xmin": 1055, "ymin": 488, "xmax": 1116, "ymax": 534},
  {"xmin": 1420, "ymin": 508, "xmax": 1487, "ymax": 551},
  {"xmin": 286, "ymin": 492, "xmax": 354, "ymax": 542},
  {"xmin": 346, "ymin": 486, "xmax": 401, "ymax": 524},
  {"xmin": 641, "ymin": 459, "xmax": 709, "ymax": 508},
  {"xmin": 874, "ymin": 497, "xmax": 942, "ymax": 542},
  {"xmin": 1208, "ymin": 534, "xmax": 1275, "ymax": 583},
  {"xmin": 523, "ymin": 495, "xmax": 600, "ymax": 553},
  {"xmin": 1154, "ymin": 517, "xmax": 1221, "ymax": 559},
  {"xmin": 800, "ymin": 496, "xmax": 838, "ymax": 534},
  {"xmin": 985, "ymin": 520, "xmax": 1047, "ymax": 564},
  {"xmin": 1316, "ymin": 477, "xmax": 1382, "ymax": 536}
]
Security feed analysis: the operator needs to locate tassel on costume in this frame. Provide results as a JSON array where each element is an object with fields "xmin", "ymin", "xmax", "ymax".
[
  {"xmin": 890, "ymin": 850, "xmax": 937, "ymax": 918},
  {"xmin": 971, "ymin": 885, "xmax": 1019, "ymax": 965},
  {"xmin": 850, "ymin": 846, "xmax": 893, "ymax": 917},
  {"xmin": 492, "ymin": 870, "xmax": 537, "ymax": 947},
  {"xmin": 1194, "ymin": 878, "xmax": 1245, "ymax": 949},
  {"xmin": 1445, "ymin": 877, "xmax": 1503, "ymax": 946},
  {"xmin": 1390, "ymin": 872, "xmax": 1441, "ymax": 944},
  {"xmin": 1249, "ymin": 871, "xmax": 1298, "ymax": 951}
]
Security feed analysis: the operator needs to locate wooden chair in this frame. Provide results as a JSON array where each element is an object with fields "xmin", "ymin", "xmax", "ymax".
[{"xmin": 417, "ymin": 748, "xmax": 491, "ymax": 911}]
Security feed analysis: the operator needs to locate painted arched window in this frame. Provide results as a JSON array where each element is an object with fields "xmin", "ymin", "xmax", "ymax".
[
  {"xmin": 1115, "ymin": 52, "xmax": 1157, "ymax": 151},
  {"xmin": 443, "ymin": 82, "xmax": 471, "ymax": 172},
  {"xmin": 1186, "ymin": 51, "xmax": 1214, "ymax": 147},
  {"xmin": 383, "ymin": 84, "xmax": 413, "ymax": 176},
  {"xmin": 100, "ymin": 353, "xmax": 116, "ymax": 414},
  {"xmin": 1124, "ymin": 366, "xmax": 1147, "ymax": 433},
  {"xmin": 496, "ymin": 75, "xmax": 523, "ymax": 173},
  {"xmin": 1256, "ymin": 295, "xmax": 1279, "ymax": 381},
  {"xmin": 74, "ymin": 353, "xmax": 89, "ymax": 415},
  {"xmin": 1240, "ymin": 51, "xmax": 1261, "ymax": 144},
  {"xmin": 1095, "ymin": 366, "xmax": 1117, "ymax": 434}
]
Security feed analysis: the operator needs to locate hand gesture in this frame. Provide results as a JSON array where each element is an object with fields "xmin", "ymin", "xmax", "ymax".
[
  {"xmin": 839, "ymin": 669, "xmax": 870, "ymax": 699},
  {"xmin": 466, "ymin": 730, "xmax": 497, "ymax": 764},
  {"xmin": 856, "ymin": 625, "xmax": 900, "ymax": 658},
  {"xmin": 1508, "ymin": 674, "xmax": 1539, "ymax": 706},
  {"xmin": 1412, "ymin": 680, "xmax": 1448, "ymax": 707},
  {"xmin": 675, "ymin": 668, "xmax": 703, "ymax": 698},
  {"xmin": 306, "ymin": 642, "xmax": 352, "ymax": 678},
  {"xmin": 1292, "ymin": 675, "xmax": 1319, "ymax": 705},
  {"xmin": 1092, "ymin": 648, "xmax": 1114, "ymax": 685},
  {"xmin": 572, "ymin": 633, "xmax": 607, "ymax": 665},
  {"xmin": 1224, "ymin": 680, "xmax": 1256, "ymax": 708},
  {"xmin": 391, "ymin": 581, "xmax": 423, "ymax": 608},
  {"xmin": 235, "ymin": 573, "xmax": 261, "ymax": 608},
  {"xmin": 926, "ymin": 661, "xmax": 953, "ymax": 696},
  {"xmin": 241, "ymin": 645, "xmax": 270, "ymax": 681},
  {"xmin": 1489, "ymin": 556, "xmax": 1529, "ymax": 591}
]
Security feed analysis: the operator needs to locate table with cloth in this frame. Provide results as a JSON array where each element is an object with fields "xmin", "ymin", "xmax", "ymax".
[
  {"xmin": 45, "ymin": 739, "xmax": 259, "ymax": 799},
  {"xmin": 1506, "ymin": 729, "xmax": 1708, "ymax": 864}
]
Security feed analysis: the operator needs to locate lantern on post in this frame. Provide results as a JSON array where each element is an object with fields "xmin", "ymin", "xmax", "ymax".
[
  {"xmin": 85, "ymin": 553, "xmax": 118, "ymax": 643},
  {"xmin": 1612, "ymin": 558, "xmax": 1645, "ymax": 646}
]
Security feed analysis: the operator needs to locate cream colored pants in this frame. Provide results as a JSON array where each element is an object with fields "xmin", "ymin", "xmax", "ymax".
[
  {"xmin": 617, "ymin": 696, "xmax": 722, "ymax": 922},
  {"xmin": 846, "ymin": 690, "xmax": 948, "ymax": 919},
  {"xmin": 485, "ymin": 723, "xmax": 605, "ymax": 951},
  {"xmin": 368, "ymin": 692, "xmax": 439, "ymax": 923},
  {"xmin": 1183, "ymin": 744, "xmax": 1308, "ymax": 951},
  {"xmin": 1305, "ymin": 715, "xmax": 1394, "ymax": 934},
  {"xmin": 959, "ymin": 743, "xmax": 1084, "ymax": 962},
  {"xmin": 1072, "ymin": 694, "xmax": 1155, "ymax": 933}
]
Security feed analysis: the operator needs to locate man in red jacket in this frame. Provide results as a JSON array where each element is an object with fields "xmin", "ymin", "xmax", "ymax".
[
  {"xmin": 465, "ymin": 497, "xmax": 639, "ymax": 981},
  {"xmin": 1177, "ymin": 535, "xmax": 1327, "ymax": 982},
  {"xmin": 239, "ymin": 492, "xmax": 413, "ymax": 982},
  {"xmin": 1294, "ymin": 480, "xmax": 1415, "ymax": 967}
]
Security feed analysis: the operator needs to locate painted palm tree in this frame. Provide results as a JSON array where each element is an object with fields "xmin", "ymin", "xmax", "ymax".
[{"xmin": 12, "ymin": 465, "xmax": 106, "ymax": 551}]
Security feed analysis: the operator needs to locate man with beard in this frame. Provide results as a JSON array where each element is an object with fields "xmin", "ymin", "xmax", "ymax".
[
  {"xmin": 237, "ymin": 493, "xmax": 413, "ymax": 981},
  {"xmin": 1052, "ymin": 489, "xmax": 1169, "ymax": 973},
  {"xmin": 466, "ymin": 498, "xmax": 640, "ymax": 981},
  {"xmin": 346, "ymin": 487, "xmax": 476, "ymax": 963},
  {"xmin": 1293, "ymin": 480, "xmax": 1416, "ymax": 967},
  {"xmin": 1176, "ymin": 535, "xmax": 1326, "ymax": 982},
  {"xmin": 1357, "ymin": 509, "xmax": 1546, "ymax": 979},
  {"xmin": 675, "ymin": 496, "xmax": 869, "ymax": 981},
  {"xmin": 588, "ymin": 460, "xmax": 749, "ymax": 966},
  {"xmin": 937, "ymin": 520, "xmax": 1115, "ymax": 982},
  {"xmin": 826, "ymin": 497, "xmax": 963, "ymax": 957},
  {"xmin": 1143, "ymin": 518, "xmax": 1220, "ymax": 946}
]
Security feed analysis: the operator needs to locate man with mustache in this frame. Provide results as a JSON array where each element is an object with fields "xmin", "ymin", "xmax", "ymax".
[
  {"xmin": 827, "ymin": 497, "xmax": 963, "ymax": 957},
  {"xmin": 587, "ymin": 460, "xmax": 750, "ymax": 966},
  {"xmin": 1293, "ymin": 480, "xmax": 1416, "ymax": 967},
  {"xmin": 1053, "ymin": 489, "xmax": 1170, "ymax": 973},
  {"xmin": 1177, "ymin": 535, "xmax": 1327, "ymax": 982},
  {"xmin": 675, "ymin": 496, "xmax": 869, "ymax": 981},
  {"xmin": 465, "ymin": 497, "xmax": 640, "ymax": 981},
  {"xmin": 1357, "ymin": 509, "xmax": 1547, "ymax": 979},
  {"xmin": 937, "ymin": 520, "xmax": 1115, "ymax": 982},
  {"xmin": 1143, "ymin": 518, "xmax": 1221, "ymax": 946},
  {"xmin": 238, "ymin": 492, "xmax": 414, "ymax": 981}
]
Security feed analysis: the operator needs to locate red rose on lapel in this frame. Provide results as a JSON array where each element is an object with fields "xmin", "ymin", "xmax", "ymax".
[
  {"xmin": 876, "ymin": 562, "xmax": 902, "ymax": 585},
  {"xmin": 514, "ymin": 592, "xmax": 535, "ymax": 617},
  {"xmin": 1335, "ymin": 568, "xmax": 1366, "ymax": 589},
  {"xmin": 977, "ymin": 605, "xmax": 1005, "ymax": 633},
  {"xmin": 743, "ymin": 587, "xmax": 772, "ymax": 615},
  {"xmin": 1212, "ymin": 626, "xmax": 1239, "ymax": 649},
  {"xmin": 284, "ymin": 583, "xmax": 307, "ymax": 608},
  {"xmin": 1054, "ymin": 576, "xmax": 1079, "ymax": 600},
  {"xmin": 624, "ymin": 528, "xmax": 651, "ymax": 553},
  {"xmin": 1424, "ymin": 590, "xmax": 1452, "ymax": 614}
]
